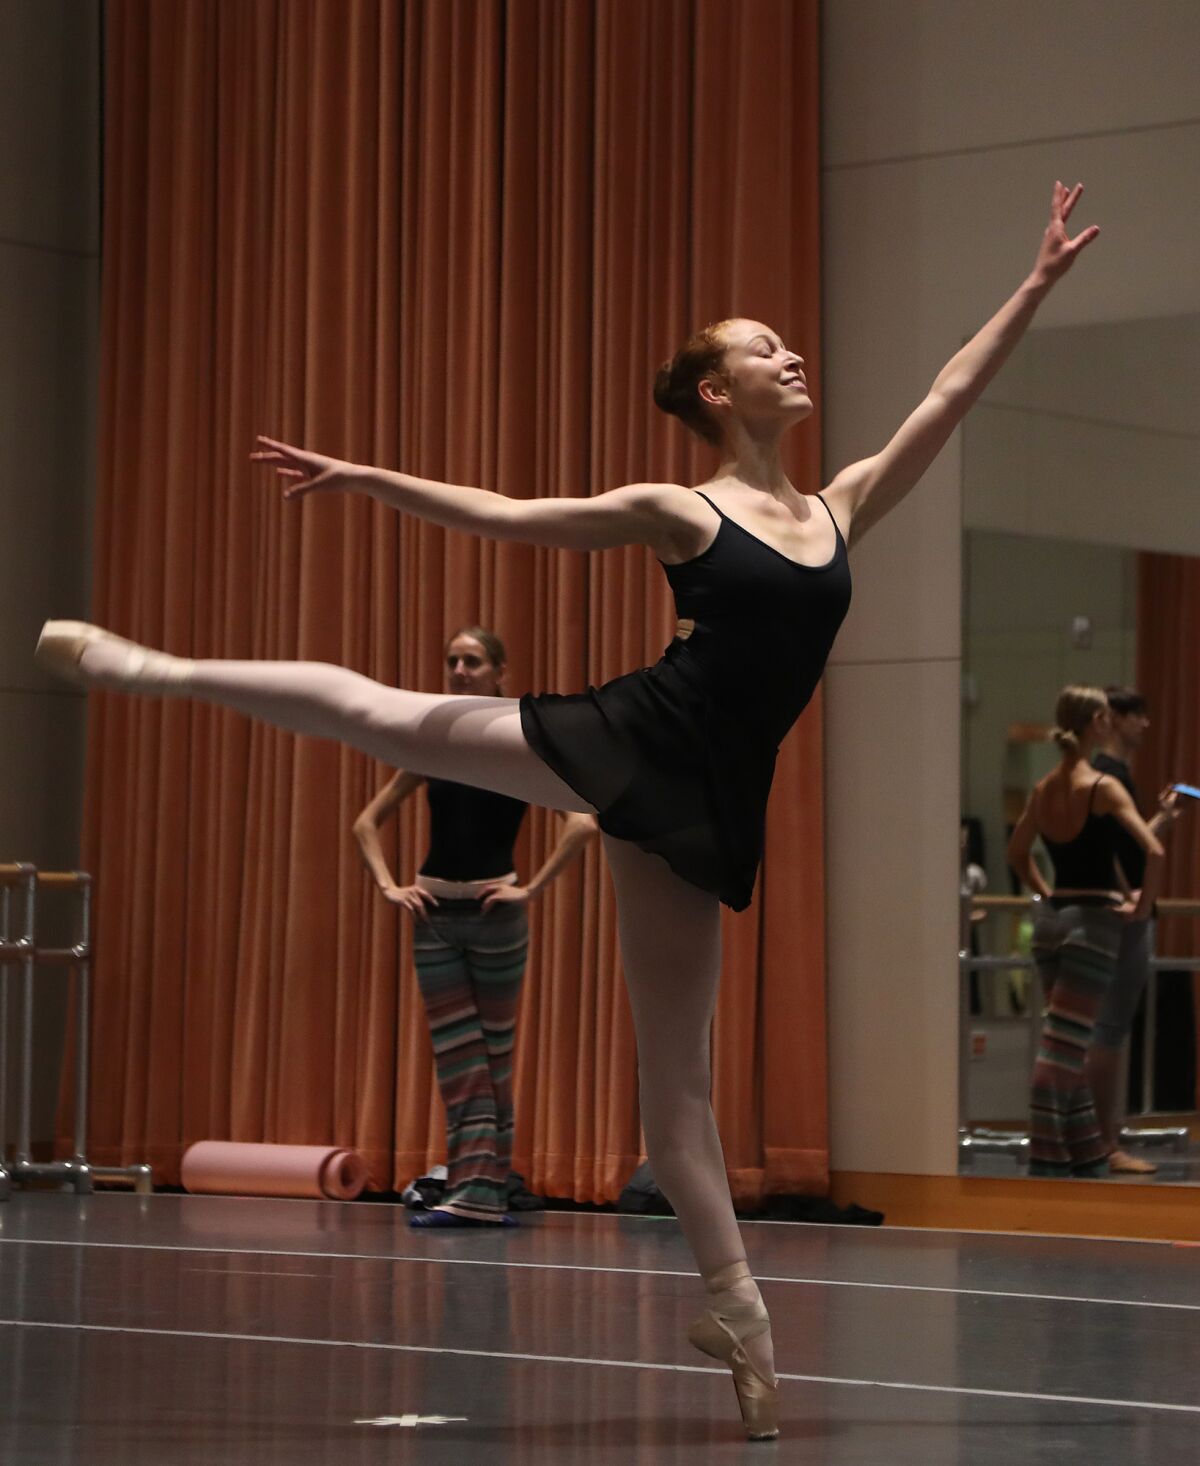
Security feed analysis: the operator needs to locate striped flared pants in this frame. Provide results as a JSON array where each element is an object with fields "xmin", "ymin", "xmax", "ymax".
[
  {"xmin": 1029, "ymin": 903, "xmax": 1121, "ymax": 1177},
  {"xmin": 412, "ymin": 898, "xmax": 530, "ymax": 1217}
]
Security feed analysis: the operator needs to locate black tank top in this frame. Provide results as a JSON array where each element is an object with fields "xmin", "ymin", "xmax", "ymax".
[
  {"xmin": 1039, "ymin": 776, "xmax": 1120, "ymax": 891},
  {"xmin": 419, "ymin": 778, "xmax": 528, "ymax": 881},
  {"xmin": 663, "ymin": 491, "xmax": 853, "ymax": 748}
]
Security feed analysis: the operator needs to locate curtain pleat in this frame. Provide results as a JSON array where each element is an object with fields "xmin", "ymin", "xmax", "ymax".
[{"xmin": 77, "ymin": 0, "xmax": 826, "ymax": 1204}]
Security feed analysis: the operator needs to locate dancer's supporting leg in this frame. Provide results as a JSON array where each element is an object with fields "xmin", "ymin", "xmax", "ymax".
[
  {"xmin": 39, "ymin": 625, "xmax": 590, "ymax": 812},
  {"xmin": 602, "ymin": 833, "xmax": 778, "ymax": 1437}
]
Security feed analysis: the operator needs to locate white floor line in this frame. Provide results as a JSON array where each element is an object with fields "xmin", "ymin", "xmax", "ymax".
[
  {"xmin": 2, "ymin": 1316, "xmax": 1198, "ymax": 1418},
  {"xmin": 5, "ymin": 1235, "xmax": 1200, "ymax": 1314},
  {"xmin": 20, "ymin": 1190, "xmax": 1187, "ymax": 1248}
]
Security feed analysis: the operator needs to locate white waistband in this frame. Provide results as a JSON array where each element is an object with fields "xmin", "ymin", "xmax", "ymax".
[{"xmin": 415, "ymin": 871, "xmax": 517, "ymax": 899}]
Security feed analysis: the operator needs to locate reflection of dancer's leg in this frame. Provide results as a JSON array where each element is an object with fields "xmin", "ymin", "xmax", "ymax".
[
  {"xmin": 1030, "ymin": 906, "xmax": 1119, "ymax": 1177},
  {"xmin": 412, "ymin": 900, "xmax": 528, "ymax": 1221},
  {"xmin": 1086, "ymin": 917, "xmax": 1156, "ymax": 1173},
  {"xmin": 39, "ymin": 623, "xmax": 778, "ymax": 1436}
]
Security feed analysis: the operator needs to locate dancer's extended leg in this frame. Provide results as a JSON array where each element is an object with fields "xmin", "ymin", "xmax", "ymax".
[
  {"xmin": 38, "ymin": 624, "xmax": 591, "ymax": 812},
  {"xmin": 602, "ymin": 833, "xmax": 777, "ymax": 1431}
]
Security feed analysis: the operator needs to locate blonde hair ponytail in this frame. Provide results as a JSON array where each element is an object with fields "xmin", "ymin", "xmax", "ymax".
[{"xmin": 1051, "ymin": 685, "xmax": 1107, "ymax": 754}]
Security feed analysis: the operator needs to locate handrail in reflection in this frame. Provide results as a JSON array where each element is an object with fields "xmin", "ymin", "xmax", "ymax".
[{"xmin": 958, "ymin": 888, "xmax": 1197, "ymax": 1165}]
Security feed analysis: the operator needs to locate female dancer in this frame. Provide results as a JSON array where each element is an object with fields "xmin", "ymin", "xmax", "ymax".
[
  {"xmin": 37, "ymin": 182, "xmax": 1097, "ymax": 1438},
  {"xmin": 353, "ymin": 625, "xmax": 596, "ymax": 1227},
  {"xmin": 1006, "ymin": 686, "xmax": 1163, "ymax": 1177}
]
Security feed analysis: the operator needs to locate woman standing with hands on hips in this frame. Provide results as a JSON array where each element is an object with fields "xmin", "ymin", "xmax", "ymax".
[
  {"xmin": 353, "ymin": 626, "xmax": 596, "ymax": 1228},
  {"xmin": 37, "ymin": 182, "xmax": 1099, "ymax": 1440},
  {"xmin": 1006, "ymin": 686, "xmax": 1164, "ymax": 1177}
]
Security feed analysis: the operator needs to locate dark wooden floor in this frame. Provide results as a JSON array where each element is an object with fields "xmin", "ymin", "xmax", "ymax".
[{"xmin": 2, "ymin": 1192, "xmax": 1199, "ymax": 1463}]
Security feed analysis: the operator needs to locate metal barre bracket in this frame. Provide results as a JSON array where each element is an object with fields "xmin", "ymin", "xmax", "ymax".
[
  {"xmin": 959, "ymin": 887, "xmax": 1200, "ymax": 1165},
  {"xmin": 0, "ymin": 863, "xmax": 152, "ymax": 1198}
]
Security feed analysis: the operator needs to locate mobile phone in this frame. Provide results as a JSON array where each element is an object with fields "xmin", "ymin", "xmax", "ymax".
[{"xmin": 1171, "ymin": 783, "xmax": 1200, "ymax": 800}]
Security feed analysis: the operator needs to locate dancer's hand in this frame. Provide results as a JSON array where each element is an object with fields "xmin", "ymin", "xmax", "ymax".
[
  {"xmin": 1156, "ymin": 785, "xmax": 1182, "ymax": 826},
  {"xmin": 250, "ymin": 436, "xmax": 362, "ymax": 501},
  {"xmin": 479, "ymin": 883, "xmax": 531, "ymax": 913},
  {"xmin": 382, "ymin": 883, "xmax": 439, "ymax": 917},
  {"xmin": 1029, "ymin": 181, "xmax": 1100, "ymax": 290}
]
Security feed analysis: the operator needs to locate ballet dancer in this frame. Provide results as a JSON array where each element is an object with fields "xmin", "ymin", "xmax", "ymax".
[
  {"xmin": 353, "ymin": 625, "xmax": 596, "ymax": 1227},
  {"xmin": 37, "ymin": 181, "xmax": 1097, "ymax": 1438}
]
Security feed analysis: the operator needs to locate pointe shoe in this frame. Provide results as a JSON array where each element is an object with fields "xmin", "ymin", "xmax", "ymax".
[
  {"xmin": 688, "ymin": 1260, "xmax": 779, "ymax": 1440},
  {"xmin": 35, "ymin": 620, "xmax": 191, "ymax": 691}
]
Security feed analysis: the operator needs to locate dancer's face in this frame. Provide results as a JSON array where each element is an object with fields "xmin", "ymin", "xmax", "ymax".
[
  {"xmin": 699, "ymin": 319, "xmax": 812, "ymax": 436},
  {"xmin": 444, "ymin": 634, "xmax": 504, "ymax": 697}
]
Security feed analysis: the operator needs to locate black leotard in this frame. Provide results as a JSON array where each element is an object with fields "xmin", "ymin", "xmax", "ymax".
[
  {"xmin": 1039, "ymin": 776, "xmax": 1120, "ymax": 893},
  {"xmin": 519, "ymin": 492, "xmax": 852, "ymax": 909},
  {"xmin": 419, "ymin": 778, "xmax": 528, "ymax": 881}
]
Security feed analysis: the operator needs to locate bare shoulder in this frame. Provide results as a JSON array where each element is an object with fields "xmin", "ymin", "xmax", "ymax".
[
  {"xmin": 606, "ymin": 480, "xmax": 696, "ymax": 511},
  {"xmin": 637, "ymin": 482, "xmax": 723, "ymax": 563},
  {"xmin": 1029, "ymin": 770, "xmax": 1058, "ymax": 806},
  {"xmin": 604, "ymin": 482, "xmax": 712, "ymax": 560},
  {"xmin": 819, "ymin": 470, "xmax": 868, "ymax": 541},
  {"xmin": 1093, "ymin": 774, "xmax": 1134, "ymax": 814}
]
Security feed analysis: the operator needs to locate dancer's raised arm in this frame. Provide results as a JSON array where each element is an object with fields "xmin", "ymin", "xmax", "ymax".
[
  {"xmin": 824, "ymin": 181, "xmax": 1100, "ymax": 545},
  {"xmin": 252, "ymin": 438, "xmax": 688, "ymax": 556}
]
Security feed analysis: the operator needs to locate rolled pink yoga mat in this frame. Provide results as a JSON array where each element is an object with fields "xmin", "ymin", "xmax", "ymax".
[{"xmin": 180, "ymin": 1141, "xmax": 367, "ymax": 1201}]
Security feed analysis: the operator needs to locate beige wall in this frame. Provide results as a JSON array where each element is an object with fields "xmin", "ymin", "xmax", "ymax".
[
  {"xmin": 820, "ymin": 0, "xmax": 1200, "ymax": 1176},
  {"xmin": 1, "ymin": 0, "xmax": 101, "ymax": 1143}
]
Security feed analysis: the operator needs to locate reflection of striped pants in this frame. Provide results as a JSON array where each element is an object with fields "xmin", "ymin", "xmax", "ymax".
[
  {"xmin": 412, "ymin": 899, "xmax": 529, "ymax": 1217},
  {"xmin": 1030, "ymin": 904, "xmax": 1121, "ymax": 1177}
]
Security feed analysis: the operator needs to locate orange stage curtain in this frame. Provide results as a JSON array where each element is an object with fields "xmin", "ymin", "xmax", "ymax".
[
  {"xmin": 77, "ymin": 0, "xmax": 825, "ymax": 1205},
  {"xmin": 1136, "ymin": 553, "xmax": 1200, "ymax": 1109}
]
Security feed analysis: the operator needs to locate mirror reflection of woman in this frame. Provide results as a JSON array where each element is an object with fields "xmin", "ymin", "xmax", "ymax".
[
  {"xmin": 353, "ymin": 627, "xmax": 596, "ymax": 1229},
  {"xmin": 1089, "ymin": 686, "xmax": 1182, "ymax": 1174},
  {"xmin": 38, "ymin": 181, "xmax": 1098, "ymax": 1440},
  {"xmin": 1006, "ymin": 687, "xmax": 1164, "ymax": 1178}
]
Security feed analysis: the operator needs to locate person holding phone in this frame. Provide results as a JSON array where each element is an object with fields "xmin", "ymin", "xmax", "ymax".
[
  {"xmin": 1088, "ymin": 686, "xmax": 1184, "ymax": 1173},
  {"xmin": 1007, "ymin": 686, "xmax": 1165, "ymax": 1177}
]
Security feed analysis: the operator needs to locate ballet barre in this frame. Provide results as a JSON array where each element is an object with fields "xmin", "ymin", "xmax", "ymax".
[
  {"xmin": 958, "ymin": 891, "xmax": 1200, "ymax": 1164},
  {"xmin": 0, "ymin": 863, "xmax": 151, "ymax": 1198}
]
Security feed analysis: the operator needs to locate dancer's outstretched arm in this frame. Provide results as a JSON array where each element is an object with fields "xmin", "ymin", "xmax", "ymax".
[
  {"xmin": 252, "ymin": 440, "xmax": 694, "ymax": 557},
  {"xmin": 824, "ymin": 181, "xmax": 1100, "ymax": 545}
]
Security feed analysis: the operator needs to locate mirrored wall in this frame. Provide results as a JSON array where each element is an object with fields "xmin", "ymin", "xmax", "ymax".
[{"xmin": 959, "ymin": 315, "xmax": 1200, "ymax": 1183}]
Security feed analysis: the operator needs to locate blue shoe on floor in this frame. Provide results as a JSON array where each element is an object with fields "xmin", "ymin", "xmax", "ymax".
[{"xmin": 409, "ymin": 1209, "xmax": 519, "ymax": 1229}]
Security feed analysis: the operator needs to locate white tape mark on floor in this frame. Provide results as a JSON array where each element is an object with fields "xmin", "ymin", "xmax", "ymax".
[
  {"xmin": 5, "ymin": 1235, "xmax": 1200, "ymax": 1315},
  {"xmin": 354, "ymin": 1414, "xmax": 468, "ymax": 1428},
  {"xmin": 2, "ymin": 1316, "xmax": 1199, "ymax": 1418}
]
